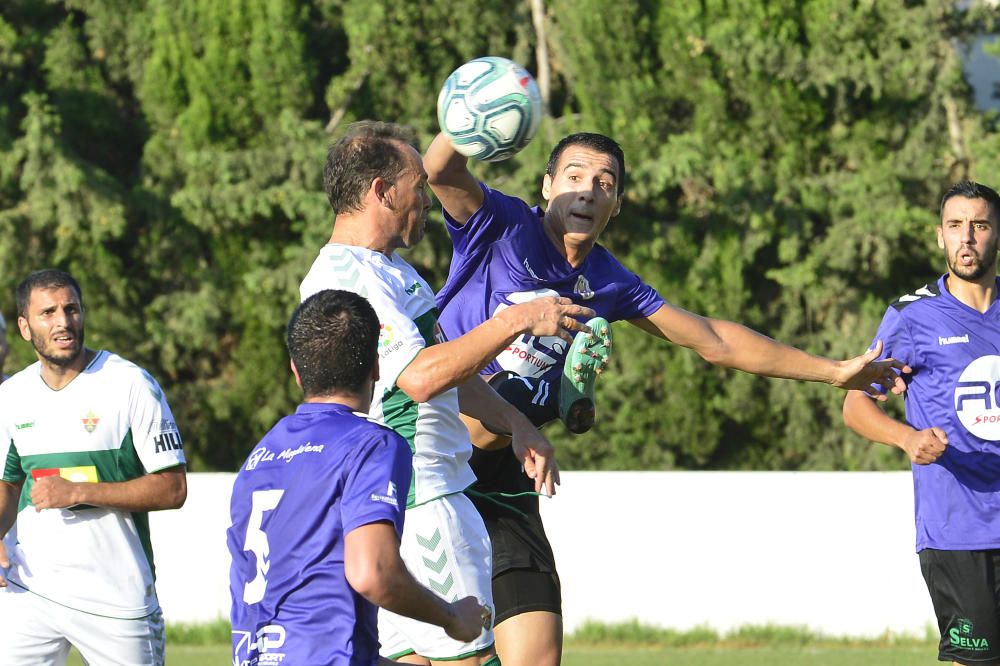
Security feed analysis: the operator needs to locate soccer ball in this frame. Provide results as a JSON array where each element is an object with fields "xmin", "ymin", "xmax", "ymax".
[{"xmin": 437, "ymin": 56, "xmax": 543, "ymax": 163}]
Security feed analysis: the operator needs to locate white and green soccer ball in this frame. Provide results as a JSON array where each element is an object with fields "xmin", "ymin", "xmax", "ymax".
[{"xmin": 437, "ymin": 56, "xmax": 543, "ymax": 163}]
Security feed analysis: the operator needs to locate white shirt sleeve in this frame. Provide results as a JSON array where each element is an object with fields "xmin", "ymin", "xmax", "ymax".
[
  {"xmin": 130, "ymin": 368, "xmax": 186, "ymax": 473},
  {"xmin": 363, "ymin": 279, "xmax": 426, "ymax": 389}
]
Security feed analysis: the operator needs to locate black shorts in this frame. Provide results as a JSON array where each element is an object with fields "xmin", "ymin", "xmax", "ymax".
[
  {"xmin": 492, "ymin": 568, "xmax": 562, "ymax": 625},
  {"xmin": 919, "ymin": 548, "xmax": 1000, "ymax": 664}
]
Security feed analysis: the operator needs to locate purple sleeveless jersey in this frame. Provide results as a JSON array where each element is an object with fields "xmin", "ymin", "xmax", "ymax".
[
  {"xmin": 435, "ymin": 183, "xmax": 664, "ymax": 384},
  {"xmin": 229, "ymin": 402, "xmax": 412, "ymax": 666},
  {"xmin": 871, "ymin": 274, "xmax": 1000, "ymax": 551}
]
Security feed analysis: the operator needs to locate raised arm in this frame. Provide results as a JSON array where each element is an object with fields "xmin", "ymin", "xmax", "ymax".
[
  {"xmin": 842, "ymin": 391, "xmax": 947, "ymax": 465},
  {"xmin": 631, "ymin": 303, "xmax": 910, "ymax": 399},
  {"xmin": 424, "ymin": 132, "xmax": 485, "ymax": 224}
]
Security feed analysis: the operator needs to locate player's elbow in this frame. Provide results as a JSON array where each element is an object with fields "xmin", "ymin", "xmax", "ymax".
[
  {"xmin": 345, "ymin": 558, "xmax": 391, "ymax": 606},
  {"xmin": 396, "ymin": 371, "xmax": 440, "ymax": 404},
  {"xmin": 842, "ymin": 392, "xmax": 865, "ymax": 430},
  {"xmin": 158, "ymin": 468, "xmax": 187, "ymax": 510},
  {"xmin": 695, "ymin": 340, "xmax": 732, "ymax": 367}
]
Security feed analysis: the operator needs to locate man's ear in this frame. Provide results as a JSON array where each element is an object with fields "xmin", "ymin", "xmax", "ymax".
[
  {"xmin": 290, "ymin": 359, "xmax": 303, "ymax": 390},
  {"xmin": 541, "ymin": 173, "xmax": 552, "ymax": 202},
  {"xmin": 373, "ymin": 176, "xmax": 394, "ymax": 210}
]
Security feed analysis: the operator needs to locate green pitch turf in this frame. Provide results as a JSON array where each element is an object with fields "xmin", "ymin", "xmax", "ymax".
[{"xmin": 68, "ymin": 644, "xmax": 936, "ymax": 665}]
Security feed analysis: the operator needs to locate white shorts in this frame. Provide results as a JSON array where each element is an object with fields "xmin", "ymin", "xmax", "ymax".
[
  {"xmin": 378, "ymin": 492, "xmax": 494, "ymax": 660},
  {"xmin": 0, "ymin": 586, "xmax": 165, "ymax": 666}
]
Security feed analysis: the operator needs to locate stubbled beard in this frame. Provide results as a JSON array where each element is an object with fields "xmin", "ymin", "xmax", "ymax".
[
  {"xmin": 948, "ymin": 242, "xmax": 998, "ymax": 282},
  {"xmin": 30, "ymin": 328, "xmax": 85, "ymax": 367}
]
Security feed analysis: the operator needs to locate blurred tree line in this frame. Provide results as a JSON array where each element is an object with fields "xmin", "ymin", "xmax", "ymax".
[{"xmin": 1, "ymin": 0, "xmax": 998, "ymax": 471}]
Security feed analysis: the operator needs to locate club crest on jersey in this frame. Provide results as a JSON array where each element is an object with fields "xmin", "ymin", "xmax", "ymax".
[
  {"xmin": 81, "ymin": 410, "xmax": 100, "ymax": 434},
  {"xmin": 574, "ymin": 275, "xmax": 595, "ymax": 300}
]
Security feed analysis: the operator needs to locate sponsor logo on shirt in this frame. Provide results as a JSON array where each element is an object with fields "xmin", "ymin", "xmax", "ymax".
[
  {"xmin": 154, "ymin": 431, "xmax": 183, "ymax": 454},
  {"xmin": 81, "ymin": 410, "xmax": 100, "ymax": 434},
  {"xmin": 503, "ymin": 343, "xmax": 556, "ymax": 372},
  {"xmin": 15, "ymin": 421, "xmax": 33, "ymax": 430},
  {"xmin": 277, "ymin": 443, "xmax": 324, "ymax": 463},
  {"xmin": 244, "ymin": 443, "xmax": 324, "ymax": 471},
  {"xmin": 955, "ymin": 355, "xmax": 1000, "ymax": 439},
  {"xmin": 371, "ymin": 480, "xmax": 400, "ymax": 507},
  {"xmin": 233, "ymin": 623, "xmax": 287, "ymax": 665},
  {"xmin": 939, "ymin": 334, "xmax": 969, "ymax": 345},
  {"xmin": 31, "ymin": 466, "xmax": 99, "ymax": 483},
  {"xmin": 245, "ymin": 446, "xmax": 271, "ymax": 471},
  {"xmin": 574, "ymin": 275, "xmax": 595, "ymax": 300},
  {"xmin": 379, "ymin": 323, "xmax": 404, "ymax": 358}
]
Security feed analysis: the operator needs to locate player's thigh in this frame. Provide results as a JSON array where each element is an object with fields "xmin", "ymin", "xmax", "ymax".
[
  {"xmin": 919, "ymin": 548, "xmax": 1000, "ymax": 665},
  {"xmin": 492, "ymin": 567, "xmax": 562, "ymax": 626},
  {"xmin": 0, "ymin": 589, "xmax": 72, "ymax": 666},
  {"xmin": 379, "ymin": 494, "xmax": 494, "ymax": 661},
  {"xmin": 70, "ymin": 607, "xmax": 165, "ymax": 666},
  {"xmin": 495, "ymin": 610, "xmax": 562, "ymax": 666},
  {"xmin": 491, "ymin": 568, "xmax": 562, "ymax": 666}
]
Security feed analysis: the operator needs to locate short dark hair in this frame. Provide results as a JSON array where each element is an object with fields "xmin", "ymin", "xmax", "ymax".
[
  {"xmin": 545, "ymin": 132, "xmax": 626, "ymax": 196},
  {"xmin": 324, "ymin": 121, "xmax": 420, "ymax": 215},
  {"xmin": 287, "ymin": 290, "xmax": 380, "ymax": 398},
  {"xmin": 940, "ymin": 181, "xmax": 1000, "ymax": 222},
  {"xmin": 16, "ymin": 269, "xmax": 83, "ymax": 317}
]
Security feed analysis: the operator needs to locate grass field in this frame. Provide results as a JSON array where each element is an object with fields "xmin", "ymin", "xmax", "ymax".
[
  {"xmin": 65, "ymin": 621, "xmax": 941, "ymax": 665},
  {"xmin": 67, "ymin": 644, "xmax": 938, "ymax": 665}
]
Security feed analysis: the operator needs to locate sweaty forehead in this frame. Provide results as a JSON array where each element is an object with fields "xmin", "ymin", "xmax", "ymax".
[{"xmin": 556, "ymin": 147, "xmax": 620, "ymax": 180}]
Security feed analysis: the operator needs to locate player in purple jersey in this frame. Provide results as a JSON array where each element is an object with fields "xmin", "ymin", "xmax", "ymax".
[
  {"xmin": 425, "ymin": 130, "xmax": 912, "ymax": 666},
  {"xmin": 844, "ymin": 181, "xmax": 1000, "ymax": 666},
  {"xmin": 228, "ymin": 290, "xmax": 486, "ymax": 666}
]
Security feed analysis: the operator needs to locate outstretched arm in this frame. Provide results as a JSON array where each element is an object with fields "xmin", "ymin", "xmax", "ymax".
[
  {"xmin": 842, "ymin": 391, "xmax": 947, "ymax": 465},
  {"xmin": 345, "ymin": 522, "xmax": 486, "ymax": 643},
  {"xmin": 424, "ymin": 132, "xmax": 484, "ymax": 224},
  {"xmin": 631, "ymin": 303, "xmax": 910, "ymax": 399},
  {"xmin": 397, "ymin": 298, "xmax": 594, "ymax": 403}
]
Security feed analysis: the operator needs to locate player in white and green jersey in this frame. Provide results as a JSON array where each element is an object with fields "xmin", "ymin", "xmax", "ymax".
[
  {"xmin": 0, "ymin": 269, "xmax": 187, "ymax": 666},
  {"xmin": 301, "ymin": 121, "xmax": 594, "ymax": 665}
]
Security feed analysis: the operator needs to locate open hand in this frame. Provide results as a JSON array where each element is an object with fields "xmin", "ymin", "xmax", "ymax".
[
  {"xmin": 497, "ymin": 297, "xmax": 596, "ymax": 343},
  {"xmin": 833, "ymin": 340, "xmax": 911, "ymax": 400}
]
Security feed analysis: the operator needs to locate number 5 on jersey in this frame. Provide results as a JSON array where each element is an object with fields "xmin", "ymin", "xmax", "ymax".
[{"xmin": 242, "ymin": 489, "xmax": 285, "ymax": 604}]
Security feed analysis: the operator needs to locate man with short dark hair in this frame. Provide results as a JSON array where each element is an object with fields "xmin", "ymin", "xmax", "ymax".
[
  {"xmin": 229, "ymin": 289, "xmax": 486, "ymax": 666},
  {"xmin": 844, "ymin": 181, "xmax": 1000, "ymax": 666},
  {"xmin": 424, "ymin": 129, "xmax": 912, "ymax": 666},
  {"xmin": 300, "ymin": 121, "xmax": 595, "ymax": 666},
  {"xmin": 0, "ymin": 268, "xmax": 187, "ymax": 666}
]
